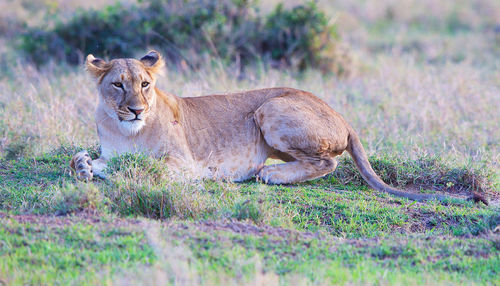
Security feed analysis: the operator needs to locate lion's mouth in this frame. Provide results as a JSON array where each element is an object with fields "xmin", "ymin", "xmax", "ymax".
[
  {"xmin": 118, "ymin": 116, "xmax": 143, "ymax": 122},
  {"xmin": 123, "ymin": 118, "xmax": 141, "ymax": 122}
]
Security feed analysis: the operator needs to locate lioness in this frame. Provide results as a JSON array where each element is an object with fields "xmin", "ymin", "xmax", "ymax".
[{"xmin": 71, "ymin": 50, "xmax": 483, "ymax": 204}]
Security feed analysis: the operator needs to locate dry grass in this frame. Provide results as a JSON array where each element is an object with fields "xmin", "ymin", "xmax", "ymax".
[
  {"xmin": 1, "ymin": 52, "xmax": 498, "ymax": 169},
  {"xmin": 1, "ymin": 1, "xmax": 497, "ymax": 168}
]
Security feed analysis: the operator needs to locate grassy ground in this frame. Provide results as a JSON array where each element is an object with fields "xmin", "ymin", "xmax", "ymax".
[
  {"xmin": 0, "ymin": 0, "xmax": 499, "ymax": 285},
  {"xmin": 1, "ymin": 147, "xmax": 498, "ymax": 285}
]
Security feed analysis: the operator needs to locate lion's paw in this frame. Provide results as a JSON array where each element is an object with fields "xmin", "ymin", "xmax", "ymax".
[
  {"xmin": 70, "ymin": 150, "xmax": 93, "ymax": 181},
  {"xmin": 256, "ymin": 166, "xmax": 285, "ymax": 185}
]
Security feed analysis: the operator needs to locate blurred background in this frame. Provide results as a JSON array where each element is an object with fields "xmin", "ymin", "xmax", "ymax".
[{"xmin": 0, "ymin": 0, "xmax": 499, "ymax": 190}]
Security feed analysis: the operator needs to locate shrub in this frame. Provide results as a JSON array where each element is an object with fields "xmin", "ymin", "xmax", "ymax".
[
  {"xmin": 19, "ymin": 0, "xmax": 346, "ymax": 74},
  {"xmin": 263, "ymin": 2, "xmax": 341, "ymax": 72}
]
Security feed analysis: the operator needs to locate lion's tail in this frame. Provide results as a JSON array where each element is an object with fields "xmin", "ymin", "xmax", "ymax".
[{"xmin": 346, "ymin": 130, "xmax": 463, "ymax": 203}]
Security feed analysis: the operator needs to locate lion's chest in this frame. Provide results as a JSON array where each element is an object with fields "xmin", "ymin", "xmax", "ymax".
[{"xmin": 100, "ymin": 136, "xmax": 153, "ymax": 159}]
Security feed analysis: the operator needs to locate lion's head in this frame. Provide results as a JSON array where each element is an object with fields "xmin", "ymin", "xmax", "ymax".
[{"xmin": 86, "ymin": 50, "xmax": 165, "ymax": 135}]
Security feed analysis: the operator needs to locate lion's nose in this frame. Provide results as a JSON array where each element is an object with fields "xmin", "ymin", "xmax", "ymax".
[{"xmin": 128, "ymin": 107, "xmax": 144, "ymax": 115}]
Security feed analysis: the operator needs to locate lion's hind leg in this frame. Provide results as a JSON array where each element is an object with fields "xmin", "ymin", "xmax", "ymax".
[
  {"xmin": 257, "ymin": 156, "xmax": 337, "ymax": 184},
  {"xmin": 254, "ymin": 94, "xmax": 346, "ymax": 184}
]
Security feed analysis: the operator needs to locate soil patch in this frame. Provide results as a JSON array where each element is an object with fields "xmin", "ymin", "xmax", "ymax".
[{"xmin": 167, "ymin": 219, "xmax": 320, "ymax": 241}]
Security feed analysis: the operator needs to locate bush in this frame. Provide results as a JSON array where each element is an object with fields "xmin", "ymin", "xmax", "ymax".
[
  {"xmin": 19, "ymin": 0, "xmax": 346, "ymax": 74},
  {"xmin": 263, "ymin": 3, "xmax": 341, "ymax": 72}
]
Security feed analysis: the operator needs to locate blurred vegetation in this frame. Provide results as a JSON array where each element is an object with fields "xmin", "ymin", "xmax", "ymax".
[{"xmin": 18, "ymin": 0, "xmax": 347, "ymax": 74}]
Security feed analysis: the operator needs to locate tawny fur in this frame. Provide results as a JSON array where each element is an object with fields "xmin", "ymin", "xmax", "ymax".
[{"xmin": 71, "ymin": 51, "xmax": 485, "ymax": 204}]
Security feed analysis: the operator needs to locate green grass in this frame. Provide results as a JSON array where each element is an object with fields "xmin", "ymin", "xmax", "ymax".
[
  {"xmin": 0, "ymin": 215, "xmax": 155, "ymax": 285},
  {"xmin": 165, "ymin": 221, "xmax": 499, "ymax": 285},
  {"xmin": 0, "ymin": 149, "xmax": 499, "ymax": 284},
  {"xmin": 1, "ymin": 150, "xmax": 497, "ymax": 237}
]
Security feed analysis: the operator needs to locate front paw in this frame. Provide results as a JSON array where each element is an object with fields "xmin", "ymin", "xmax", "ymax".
[{"xmin": 70, "ymin": 151, "xmax": 93, "ymax": 181}]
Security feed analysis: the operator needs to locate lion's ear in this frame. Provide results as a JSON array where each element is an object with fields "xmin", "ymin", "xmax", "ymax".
[
  {"xmin": 86, "ymin": 54, "xmax": 109, "ymax": 78},
  {"xmin": 140, "ymin": 50, "xmax": 165, "ymax": 75}
]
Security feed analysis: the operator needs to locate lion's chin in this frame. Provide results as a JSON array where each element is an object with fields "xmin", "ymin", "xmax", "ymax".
[{"xmin": 118, "ymin": 119, "xmax": 146, "ymax": 136}]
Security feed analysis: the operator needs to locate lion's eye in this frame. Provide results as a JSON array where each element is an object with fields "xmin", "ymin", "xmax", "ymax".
[
  {"xmin": 142, "ymin": 81, "xmax": 150, "ymax": 88},
  {"xmin": 112, "ymin": 82, "xmax": 123, "ymax": 88}
]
